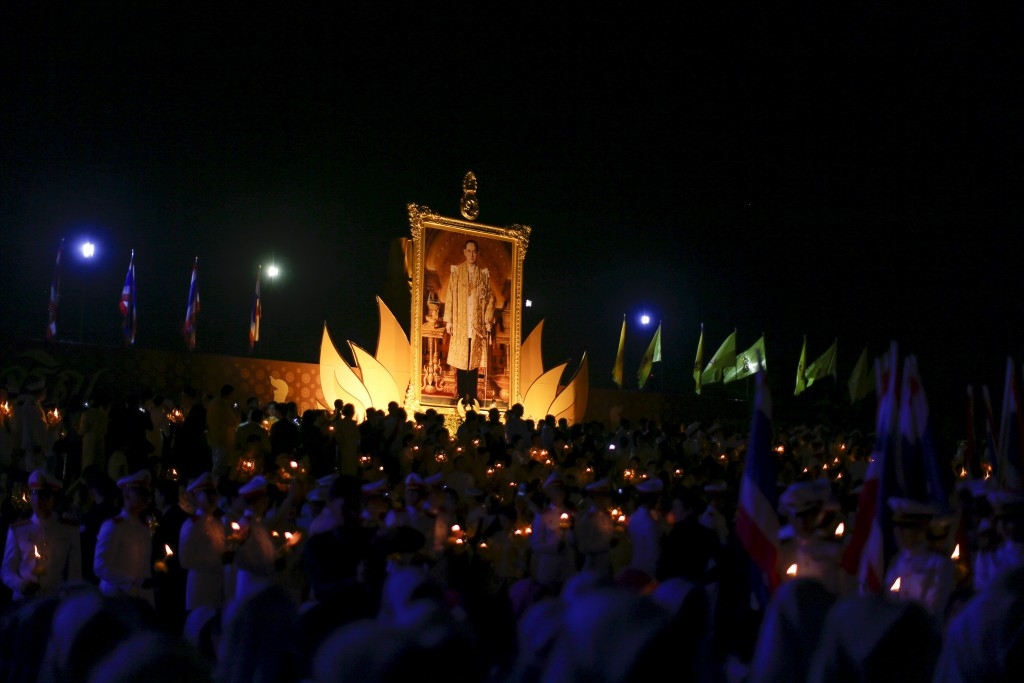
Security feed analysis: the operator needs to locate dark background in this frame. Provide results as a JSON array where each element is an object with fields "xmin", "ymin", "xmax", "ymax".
[{"xmin": 3, "ymin": 4, "xmax": 1023, "ymax": 432}]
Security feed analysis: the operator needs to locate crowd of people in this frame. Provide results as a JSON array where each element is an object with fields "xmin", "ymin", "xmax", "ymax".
[{"xmin": 0, "ymin": 378, "xmax": 1021, "ymax": 682}]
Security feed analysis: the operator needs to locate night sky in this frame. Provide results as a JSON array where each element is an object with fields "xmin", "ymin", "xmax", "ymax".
[{"xmin": 3, "ymin": 5, "xmax": 1023, "ymax": 425}]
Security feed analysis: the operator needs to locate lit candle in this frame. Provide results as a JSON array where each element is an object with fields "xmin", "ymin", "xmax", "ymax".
[
  {"xmin": 786, "ymin": 563, "xmax": 797, "ymax": 577},
  {"xmin": 951, "ymin": 544, "xmax": 960, "ymax": 560},
  {"xmin": 890, "ymin": 577, "xmax": 901, "ymax": 592},
  {"xmin": 834, "ymin": 523, "xmax": 844, "ymax": 538},
  {"xmin": 164, "ymin": 544, "xmax": 174, "ymax": 557}
]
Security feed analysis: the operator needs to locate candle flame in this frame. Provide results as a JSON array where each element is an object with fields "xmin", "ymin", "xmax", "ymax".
[
  {"xmin": 951, "ymin": 544, "xmax": 960, "ymax": 560},
  {"xmin": 890, "ymin": 577, "xmax": 901, "ymax": 592},
  {"xmin": 33, "ymin": 545, "xmax": 41, "ymax": 559},
  {"xmin": 786, "ymin": 563, "xmax": 797, "ymax": 576},
  {"xmin": 231, "ymin": 522, "xmax": 240, "ymax": 531},
  {"xmin": 451, "ymin": 525, "xmax": 461, "ymax": 532},
  {"xmin": 164, "ymin": 544, "xmax": 174, "ymax": 556},
  {"xmin": 835, "ymin": 523, "xmax": 845, "ymax": 537}
]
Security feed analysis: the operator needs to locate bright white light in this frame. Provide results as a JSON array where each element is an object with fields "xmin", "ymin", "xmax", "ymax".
[
  {"xmin": 525, "ymin": 299, "xmax": 532, "ymax": 307},
  {"xmin": 81, "ymin": 242, "xmax": 95, "ymax": 259},
  {"xmin": 266, "ymin": 264, "xmax": 280, "ymax": 278},
  {"xmin": 640, "ymin": 314, "xmax": 650, "ymax": 325}
]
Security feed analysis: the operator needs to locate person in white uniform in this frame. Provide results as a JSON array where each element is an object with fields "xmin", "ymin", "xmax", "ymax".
[
  {"xmin": 94, "ymin": 469, "xmax": 156, "ymax": 607},
  {"xmin": 2, "ymin": 468, "xmax": 82, "ymax": 600}
]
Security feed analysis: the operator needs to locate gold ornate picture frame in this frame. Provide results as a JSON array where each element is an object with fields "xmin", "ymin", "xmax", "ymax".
[{"xmin": 408, "ymin": 203, "xmax": 530, "ymax": 415}]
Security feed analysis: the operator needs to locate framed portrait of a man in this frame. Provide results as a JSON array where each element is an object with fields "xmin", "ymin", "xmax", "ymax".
[{"xmin": 408, "ymin": 204, "xmax": 530, "ymax": 415}]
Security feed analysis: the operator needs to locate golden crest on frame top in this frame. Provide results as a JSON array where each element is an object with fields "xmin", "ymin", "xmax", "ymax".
[{"xmin": 460, "ymin": 171, "xmax": 480, "ymax": 221}]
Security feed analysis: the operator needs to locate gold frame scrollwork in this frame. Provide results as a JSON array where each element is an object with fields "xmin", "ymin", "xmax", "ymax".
[{"xmin": 408, "ymin": 203, "xmax": 530, "ymax": 417}]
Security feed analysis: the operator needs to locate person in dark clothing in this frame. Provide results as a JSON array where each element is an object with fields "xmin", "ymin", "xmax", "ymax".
[
  {"xmin": 269, "ymin": 403, "xmax": 301, "ymax": 463},
  {"xmin": 78, "ymin": 466, "xmax": 121, "ymax": 585},
  {"xmin": 151, "ymin": 478, "xmax": 189, "ymax": 635},
  {"xmin": 106, "ymin": 391, "xmax": 154, "ymax": 475},
  {"xmin": 301, "ymin": 475, "xmax": 380, "ymax": 607},
  {"xmin": 298, "ymin": 410, "xmax": 334, "ymax": 479},
  {"xmin": 169, "ymin": 387, "xmax": 209, "ymax": 482},
  {"xmin": 657, "ymin": 485, "xmax": 724, "ymax": 584}
]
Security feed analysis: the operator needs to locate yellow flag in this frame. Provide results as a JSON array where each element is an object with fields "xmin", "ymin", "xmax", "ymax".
[
  {"xmin": 724, "ymin": 335, "xmax": 766, "ymax": 383},
  {"xmin": 795, "ymin": 336, "xmax": 808, "ymax": 396},
  {"xmin": 847, "ymin": 345, "xmax": 873, "ymax": 403},
  {"xmin": 700, "ymin": 329, "xmax": 737, "ymax": 386},
  {"xmin": 693, "ymin": 324, "xmax": 705, "ymax": 395},
  {"xmin": 805, "ymin": 338, "xmax": 838, "ymax": 388},
  {"xmin": 637, "ymin": 323, "xmax": 662, "ymax": 390},
  {"xmin": 612, "ymin": 315, "xmax": 626, "ymax": 389}
]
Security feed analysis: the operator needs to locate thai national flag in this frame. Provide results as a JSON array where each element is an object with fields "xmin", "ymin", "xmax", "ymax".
[
  {"xmin": 898, "ymin": 355, "xmax": 951, "ymax": 511},
  {"xmin": 120, "ymin": 250, "xmax": 136, "ymax": 345},
  {"xmin": 734, "ymin": 360, "xmax": 780, "ymax": 606},
  {"xmin": 965, "ymin": 386, "xmax": 979, "ymax": 479},
  {"xmin": 249, "ymin": 267, "xmax": 262, "ymax": 351},
  {"xmin": 183, "ymin": 257, "xmax": 200, "ymax": 350},
  {"xmin": 982, "ymin": 385, "xmax": 1000, "ymax": 479},
  {"xmin": 840, "ymin": 341, "xmax": 899, "ymax": 593},
  {"xmin": 997, "ymin": 357, "xmax": 1024, "ymax": 491},
  {"xmin": 46, "ymin": 240, "xmax": 63, "ymax": 341}
]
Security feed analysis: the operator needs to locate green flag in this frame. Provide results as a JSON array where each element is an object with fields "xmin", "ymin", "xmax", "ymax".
[
  {"xmin": 612, "ymin": 315, "xmax": 626, "ymax": 389},
  {"xmin": 795, "ymin": 335, "xmax": 808, "ymax": 396},
  {"xmin": 700, "ymin": 329, "xmax": 737, "ymax": 386},
  {"xmin": 637, "ymin": 323, "xmax": 662, "ymax": 390},
  {"xmin": 724, "ymin": 335, "xmax": 766, "ymax": 383},
  {"xmin": 693, "ymin": 324, "xmax": 705, "ymax": 395},
  {"xmin": 847, "ymin": 345, "xmax": 873, "ymax": 403},
  {"xmin": 805, "ymin": 338, "xmax": 838, "ymax": 388}
]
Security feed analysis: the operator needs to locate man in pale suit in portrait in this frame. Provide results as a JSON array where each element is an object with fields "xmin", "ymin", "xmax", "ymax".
[{"xmin": 445, "ymin": 239, "xmax": 495, "ymax": 406}]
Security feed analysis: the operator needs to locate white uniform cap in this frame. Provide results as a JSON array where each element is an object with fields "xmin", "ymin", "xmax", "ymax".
[
  {"xmin": 779, "ymin": 480, "xmax": 831, "ymax": 516},
  {"xmin": 28, "ymin": 469, "xmax": 62, "ymax": 491},
  {"xmin": 362, "ymin": 477, "xmax": 389, "ymax": 496},
  {"xmin": 186, "ymin": 472, "xmax": 217, "ymax": 494},
  {"xmin": 987, "ymin": 490, "xmax": 1024, "ymax": 518},
  {"xmin": 117, "ymin": 470, "xmax": 152, "ymax": 491},
  {"xmin": 238, "ymin": 475, "xmax": 269, "ymax": 499},
  {"xmin": 636, "ymin": 478, "xmax": 664, "ymax": 494},
  {"xmin": 404, "ymin": 473, "xmax": 427, "ymax": 491},
  {"xmin": 887, "ymin": 496, "xmax": 937, "ymax": 524},
  {"xmin": 543, "ymin": 472, "xmax": 565, "ymax": 490}
]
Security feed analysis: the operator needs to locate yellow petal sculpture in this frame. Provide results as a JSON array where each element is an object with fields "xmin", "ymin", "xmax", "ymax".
[{"xmin": 319, "ymin": 300, "xmax": 587, "ymax": 424}]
